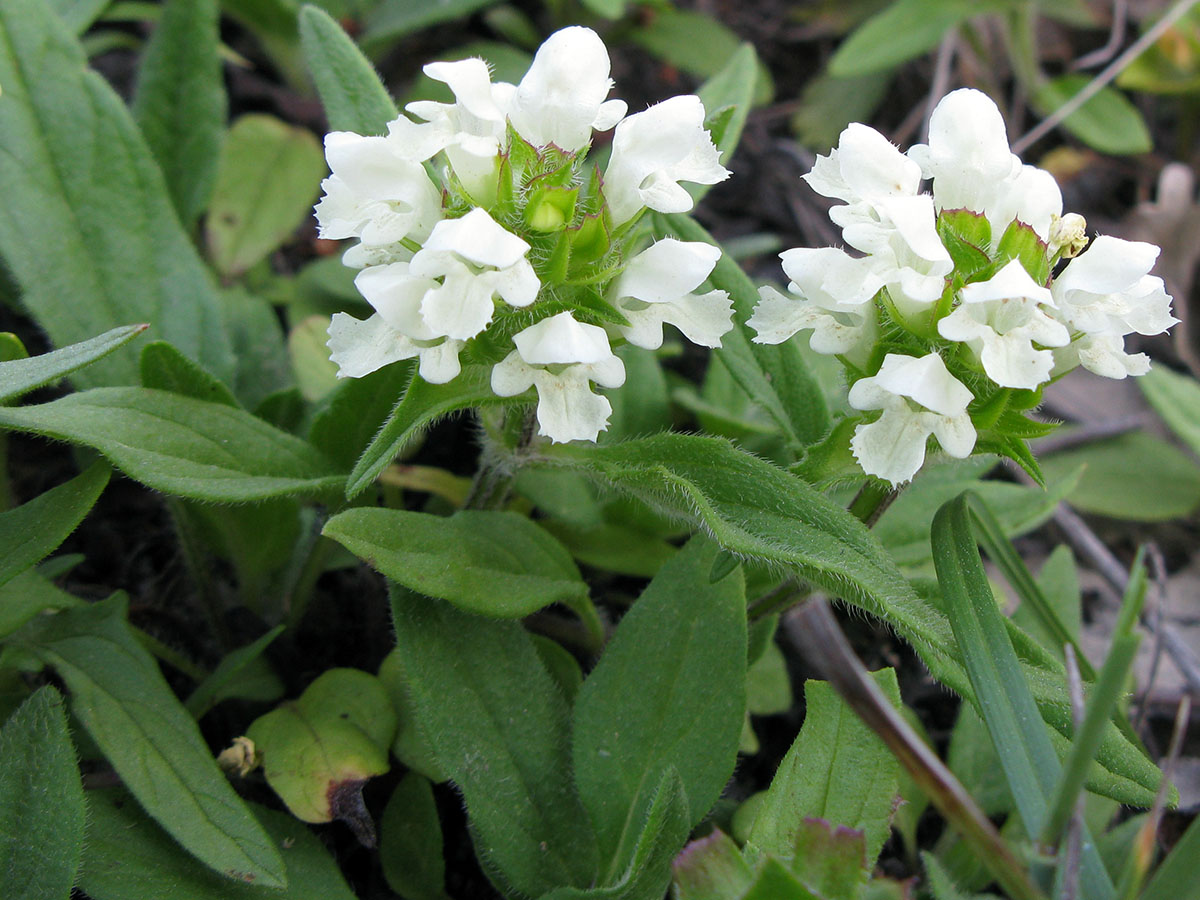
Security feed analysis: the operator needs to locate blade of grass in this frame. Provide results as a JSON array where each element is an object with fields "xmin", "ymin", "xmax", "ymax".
[
  {"xmin": 1039, "ymin": 550, "xmax": 1147, "ymax": 849},
  {"xmin": 931, "ymin": 492, "xmax": 1115, "ymax": 900},
  {"xmin": 969, "ymin": 497, "xmax": 1096, "ymax": 681},
  {"xmin": 784, "ymin": 597, "xmax": 1046, "ymax": 900}
]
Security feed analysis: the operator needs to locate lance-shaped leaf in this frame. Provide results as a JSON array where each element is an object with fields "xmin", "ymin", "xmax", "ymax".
[
  {"xmin": 0, "ymin": 387, "xmax": 343, "ymax": 502},
  {"xmin": 79, "ymin": 790, "xmax": 356, "ymax": 900},
  {"xmin": 390, "ymin": 587, "xmax": 599, "ymax": 897},
  {"xmin": 691, "ymin": 44, "xmax": 759, "ymax": 203},
  {"xmin": 133, "ymin": 0, "xmax": 226, "ymax": 225},
  {"xmin": 0, "ymin": 461, "xmax": 109, "ymax": 589},
  {"xmin": 379, "ymin": 773, "xmax": 447, "ymax": 900},
  {"xmin": 931, "ymin": 493, "xmax": 1115, "ymax": 900},
  {"xmin": 539, "ymin": 768, "xmax": 691, "ymax": 900},
  {"xmin": 14, "ymin": 595, "xmax": 286, "ymax": 888},
  {"xmin": 299, "ymin": 5, "xmax": 398, "ymax": 136},
  {"xmin": 325, "ymin": 508, "xmax": 588, "ymax": 618},
  {"xmin": 747, "ymin": 673, "xmax": 900, "ymax": 868},
  {"xmin": 573, "ymin": 538, "xmax": 746, "ymax": 877},
  {"xmin": 0, "ymin": 687, "xmax": 86, "ymax": 900},
  {"xmin": 544, "ymin": 432, "xmax": 1163, "ymax": 805},
  {"xmin": 0, "ymin": 0, "xmax": 234, "ymax": 388},
  {"xmin": 0, "ymin": 325, "xmax": 148, "ymax": 404}
]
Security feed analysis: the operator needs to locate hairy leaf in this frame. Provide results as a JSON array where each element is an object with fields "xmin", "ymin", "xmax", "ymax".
[{"xmin": 299, "ymin": 6, "xmax": 397, "ymax": 135}]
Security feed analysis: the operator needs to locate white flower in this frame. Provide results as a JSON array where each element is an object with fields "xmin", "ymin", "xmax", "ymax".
[
  {"xmin": 602, "ymin": 95, "xmax": 729, "ymax": 226},
  {"xmin": 908, "ymin": 88, "xmax": 1062, "ymax": 241},
  {"xmin": 396, "ymin": 58, "xmax": 514, "ymax": 200},
  {"xmin": 491, "ymin": 312, "xmax": 626, "ymax": 443},
  {"xmin": 612, "ymin": 239, "xmax": 732, "ymax": 349},
  {"xmin": 805, "ymin": 122, "xmax": 923, "ymax": 211},
  {"xmin": 1050, "ymin": 235, "xmax": 1177, "ymax": 378},
  {"xmin": 803, "ymin": 123, "xmax": 952, "ymax": 311},
  {"xmin": 848, "ymin": 353, "xmax": 976, "ymax": 484},
  {"xmin": 406, "ymin": 208, "xmax": 540, "ymax": 340},
  {"xmin": 313, "ymin": 131, "xmax": 442, "ymax": 254},
  {"xmin": 508, "ymin": 26, "xmax": 627, "ymax": 153},
  {"xmin": 938, "ymin": 259, "xmax": 1070, "ymax": 389},
  {"xmin": 749, "ymin": 247, "xmax": 882, "ymax": 355},
  {"xmin": 327, "ymin": 312, "xmax": 464, "ymax": 384},
  {"xmin": 845, "ymin": 194, "xmax": 953, "ymax": 310}
]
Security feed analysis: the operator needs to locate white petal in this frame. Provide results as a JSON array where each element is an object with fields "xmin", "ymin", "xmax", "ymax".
[
  {"xmin": 529, "ymin": 365, "xmax": 619, "ymax": 443},
  {"xmin": 977, "ymin": 331, "xmax": 1056, "ymax": 390},
  {"xmin": 593, "ymin": 99, "xmax": 627, "ymax": 132},
  {"xmin": 620, "ymin": 290, "xmax": 733, "ymax": 349},
  {"xmin": 509, "ymin": 26, "xmax": 616, "ymax": 152},
  {"xmin": 1054, "ymin": 235, "xmax": 1159, "ymax": 296},
  {"xmin": 513, "ymin": 312, "xmax": 613, "ymax": 365},
  {"xmin": 488, "ymin": 258, "xmax": 541, "ymax": 308},
  {"xmin": 864, "ymin": 353, "xmax": 972, "ymax": 417},
  {"xmin": 419, "ymin": 271, "xmax": 496, "ymax": 340},
  {"xmin": 417, "ymin": 339, "xmax": 464, "ymax": 384},
  {"xmin": 354, "ymin": 263, "xmax": 441, "ymax": 340},
  {"xmin": 422, "ymin": 58, "xmax": 507, "ymax": 123},
  {"xmin": 804, "ymin": 123, "xmax": 922, "ymax": 204},
  {"xmin": 617, "ymin": 239, "xmax": 720, "ymax": 303},
  {"xmin": 851, "ymin": 405, "xmax": 932, "ymax": 485},
  {"xmin": 959, "ymin": 258, "xmax": 1053, "ymax": 306},
  {"xmin": 327, "ymin": 312, "xmax": 418, "ymax": 379},
  {"xmin": 491, "ymin": 350, "xmax": 536, "ymax": 397},
  {"xmin": 749, "ymin": 285, "xmax": 872, "ymax": 354},
  {"xmin": 986, "ymin": 164, "xmax": 1062, "ymax": 239},
  {"xmin": 603, "ymin": 95, "xmax": 729, "ymax": 225},
  {"xmin": 780, "ymin": 247, "xmax": 884, "ymax": 309},
  {"xmin": 928, "ymin": 412, "xmax": 977, "ymax": 459},
  {"xmin": 1075, "ymin": 333, "xmax": 1152, "ymax": 379},
  {"xmin": 420, "ymin": 208, "xmax": 530, "ymax": 269}
]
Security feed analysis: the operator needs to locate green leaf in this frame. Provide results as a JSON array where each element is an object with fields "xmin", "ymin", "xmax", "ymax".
[
  {"xmin": 0, "ymin": 325, "xmax": 148, "ymax": 404},
  {"xmin": 362, "ymin": 0, "xmax": 503, "ymax": 48},
  {"xmin": 540, "ymin": 519, "xmax": 677, "ymax": 578},
  {"xmin": 379, "ymin": 773, "xmax": 447, "ymax": 900},
  {"xmin": 140, "ymin": 340, "xmax": 240, "ymax": 407},
  {"xmin": 691, "ymin": 43, "xmax": 759, "ymax": 204},
  {"xmin": 377, "ymin": 649, "xmax": 448, "ymax": 783},
  {"xmin": 79, "ymin": 789, "xmax": 356, "ymax": 900},
  {"xmin": 0, "ymin": 387, "xmax": 343, "ymax": 502},
  {"xmin": 307, "ymin": 360, "xmax": 412, "ymax": 471},
  {"xmin": 1142, "ymin": 810, "xmax": 1200, "ymax": 900},
  {"xmin": 540, "ymin": 768, "xmax": 690, "ymax": 900},
  {"xmin": 0, "ymin": 568, "xmax": 82, "ymax": 640},
  {"xmin": 247, "ymin": 668, "xmax": 395, "ymax": 826},
  {"xmin": 791, "ymin": 818, "xmax": 871, "ymax": 900},
  {"xmin": 132, "ymin": 0, "xmax": 226, "ymax": 225},
  {"xmin": 299, "ymin": 5, "xmax": 398, "ymax": 135},
  {"xmin": 631, "ymin": 11, "xmax": 772, "ymax": 106},
  {"xmin": 874, "ymin": 456, "xmax": 1075, "ymax": 568},
  {"xmin": 573, "ymin": 538, "xmax": 746, "ymax": 876},
  {"xmin": 742, "ymin": 858, "xmax": 821, "ymax": 900},
  {"xmin": 0, "ymin": 461, "xmax": 109, "ymax": 589},
  {"xmin": 185, "ymin": 626, "xmax": 285, "ymax": 718},
  {"xmin": 49, "ymin": 0, "xmax": 112, "ymax": 34},
  {"xmin": 672, "ymin": 829, "xmax": 756, "ymax": 900},
  {"xmin": 602, "ymin": 344, "xmax": 670, "ymax": 443},
  {"xmin": 545, "ymin": 432, "xmax": 1163, "ymax": 805},
  {"xmin": 931, "ymin": 493, "xmax": 1114, "ymax": 899},
  {"xmin": 579, "ymin": 0, "xmax": 624, "ymax": 19},
  {"xmin": 1040, "ymin": 431, "xmax": 1200, "ymax": 520},
  {"xmin": 1139, "ymin": 364, "xmax": 1200, "ymax": 457},
  {"xmin": 661, "ymin": 213, "xmax": 830, "ymax": 451},
  {"xmin": 0, "ymin": 0, "xmax": 234, "ymax": 388},
  {"xmin": 790, "ymin": 71, "xmax": 890, "ymax": 152},
  {"xmin": 746, "ymin": 672, "xmax": 901, "ymax": 868},
  {"xmin": 207, "ymin": 114, "xmax": 327, "ymax": 278},
  {"xmin": 747, "ymin": 637, "xmax": 792, "ymax": 715},
  {"xmin": 325, "ymin": 508, "xmax": 587, "ymax": 617},
  {"xmin": 346, "ymin": 364, "xmax": 518, "ymax": 498},
  {"xmin": 15, "ymin": 595, "xmax": 286, "ymax": 888},
  {"xmin": 1032, "ymin": 75, "xmax": 1152, "ymax": 155},
  {"xmin": 0, "ymin": 687, "xmax": 86, "ymax": 900},
  {"xmin": 390, "ymin": 587, "xmax": 599, "ymax": 897},
  {"xmin": 830, "ymin": 0, "xmax": 992, "ymax": 77},
  {"xmin": 995, "ymin": 220, "xmax": 1050, "ymax": 285},
  {"xmin": 219, "ymin": 289, "xmax": 295, "ymax": 411}
]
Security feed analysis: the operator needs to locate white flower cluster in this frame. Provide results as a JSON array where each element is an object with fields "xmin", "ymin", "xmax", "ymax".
[
  {"xmin": 318, "ymin": 27, "xmax": 732, "ymax": 443},
  {"xmin": 750, "ymin": 88, "xmax": 1176, "ymax": 485}
]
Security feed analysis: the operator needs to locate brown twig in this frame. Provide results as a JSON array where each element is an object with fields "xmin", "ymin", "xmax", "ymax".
[{"xmin": 783, "ymin": 597, "xmax": 1047, "ymax": 900}]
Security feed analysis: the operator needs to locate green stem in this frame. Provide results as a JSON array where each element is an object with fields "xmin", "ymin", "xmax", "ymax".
[
  {"xmin": 848, "ymin": 479, "xmax": 899, "ymax": 527},
  {"xmin": 134, "ymin": 628, "xmax": 209, "ymax": 683}
]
